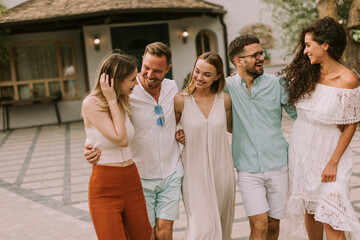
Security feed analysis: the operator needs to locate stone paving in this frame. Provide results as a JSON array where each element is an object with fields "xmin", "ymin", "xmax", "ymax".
[{"xmin": 0, "ymin": 114, "xmax": 359, "ymax": 239}]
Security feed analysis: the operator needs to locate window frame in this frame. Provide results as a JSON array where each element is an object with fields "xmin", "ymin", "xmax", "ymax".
[
  {"xmin": 0, "ymin": 39, "xmax": 80, "ymax": 101},
  {"xmin": 196, "ymin": 30, "xmax": 216, "ymax": 56}
]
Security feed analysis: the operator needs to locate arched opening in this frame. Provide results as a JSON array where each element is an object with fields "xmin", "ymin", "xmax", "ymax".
[{"xmin": 195, "ymin": 30, "xmax": 217, "ymax": 56}]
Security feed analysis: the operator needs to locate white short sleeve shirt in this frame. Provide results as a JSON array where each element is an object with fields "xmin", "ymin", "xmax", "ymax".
[{"xmin": 129, "ymin": 77, "xmax": 181, "ymax": 179}]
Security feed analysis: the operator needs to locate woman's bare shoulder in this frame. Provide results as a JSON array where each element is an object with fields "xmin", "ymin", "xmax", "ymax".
[
  {"xmin": 223, "ymin": 92, "xmax": 231, "ymax": 108},
  {"xmin": 174, "ymin": 92, "xmax": 185, "ymax": 105},
  {"xmin": 340, "ymin": 68, "xmax": 359, "ymax": 89},
  {"xmin": 223, "ymin": 92, "xmax": 231, "ymax": 102},
  {"xmin": 82, "ymin": 95, "xmax": 103, "ymax": 112},
  {"xmin": 223, "ymin": 92, "xmax": 231, "ymax": 99},
  {"xmin": 82, "ymin": 95, "xmax": 95, "ymax": 106},
  {"xmin": 176, "ymin": 92, "xmax": 187, "ymax": 97}
]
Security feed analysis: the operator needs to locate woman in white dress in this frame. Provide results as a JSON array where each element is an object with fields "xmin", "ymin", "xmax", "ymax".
[
  {"xmin": 281, "ymin": 17, "xmax": 360, "ymax": 239},
  {"xmin": 174, "ymin": 52, "xmax": 235, "ymax": 240}
]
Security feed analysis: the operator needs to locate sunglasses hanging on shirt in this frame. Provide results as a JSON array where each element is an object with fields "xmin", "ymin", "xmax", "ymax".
[{"xmin": 154, "ymin": 105, "xmax": 165, "ymax": 127}]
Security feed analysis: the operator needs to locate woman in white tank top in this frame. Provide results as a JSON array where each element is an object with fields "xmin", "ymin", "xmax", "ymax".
[{"xmin": 81, "ymin": 52, "xmax": 151, "ymax": 239}]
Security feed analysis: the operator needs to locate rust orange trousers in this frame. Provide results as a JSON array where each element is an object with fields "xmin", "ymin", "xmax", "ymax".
[{"xmin": 88, "ymin": 163, "xmax": 152, "ymax": 240}]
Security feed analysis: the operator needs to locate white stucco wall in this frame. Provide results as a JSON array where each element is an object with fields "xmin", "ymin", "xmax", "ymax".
[
  {"xmin": 0, "ymin": 0, "xmax": 26, "ymax": 9},
  {"xmin": 83, "ymin": 25, "xmax": 114, "ymax": 91},
  {"xmin": 207, "ymin": 0, "xmax": 289, "ymax": 67},
  {"xmin": 169, "ymin": 16, "xmax": 225, "ymax": 89}
]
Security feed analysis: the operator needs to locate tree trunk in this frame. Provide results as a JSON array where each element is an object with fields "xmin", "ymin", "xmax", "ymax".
[
  {"xmin": 344, "ymin": 0, "xmax": 360, "ymax": 78},
  {"xmin": 317, "ymin": 0, "xmax": 360, "ymax": 79},
  {"xmin": 347, "ymin": 0, "xmax": 360, "ymax": 29},
  {"xmin": 317, "ymin": 0, "xmax": 339, "ymax": 19}
]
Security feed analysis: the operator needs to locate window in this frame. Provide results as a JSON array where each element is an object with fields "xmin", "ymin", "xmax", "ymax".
[
  {"xmin": 0, "ymin": 40, "xmax": 79, "ymax": 101},
  {"xmin": 196, "ymin": 30, "xmax": 216, "ymax": 56}
]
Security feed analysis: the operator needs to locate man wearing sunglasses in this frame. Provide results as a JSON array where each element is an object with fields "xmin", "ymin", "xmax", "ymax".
[
  {"xmin": 224, "ymin": 34, "xmax": 297, "ymax": 240},
  {"xmin": 84, "ymin": 42, "xmax": 183, "ymax": 240}
]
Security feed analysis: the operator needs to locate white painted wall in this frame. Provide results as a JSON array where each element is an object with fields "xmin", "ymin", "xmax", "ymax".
[
  {"xmin": 169, "ymin": 16, "xmax": 225, "ymax": 89},
  {"xmin": 0, "ymin": 0, "xmax": 26, "ymax": 9},
  {"xmin": 82, "ymin": 25, "xmax": 113, "ymax": 92},
  {"xmin": 0, "ymin": 99, "xmax": 83, "ymax": 130},
  {"xmin": 207, "ymin": 0, "xmax": 289, "ymax": 68}
]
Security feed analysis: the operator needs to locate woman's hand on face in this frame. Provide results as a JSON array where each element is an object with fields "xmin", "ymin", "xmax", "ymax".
[
  {"xmin": 321, "ymin": 162, "xmax": 338, "ymax": 182},
  {"xmin": 100, "ymin": 73, "xmax": 117, "ymax": 103},
  {"xmin": 175, "ymin": 129, "xmax": 185, "ymax": 145}
]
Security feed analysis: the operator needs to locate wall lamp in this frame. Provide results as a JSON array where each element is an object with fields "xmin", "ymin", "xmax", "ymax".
[
  {"xmin": 93, "ymin": 37, "xmax": 101, "ymax": 51},
  {"xmin": 182, "ymin": 30, "xmax": 189, "ymax": 43}
]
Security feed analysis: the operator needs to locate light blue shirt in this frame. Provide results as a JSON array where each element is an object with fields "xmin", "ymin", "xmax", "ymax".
[{"xmin": 223, "ymin": 73, "xmax": 297, "ymax": 173}]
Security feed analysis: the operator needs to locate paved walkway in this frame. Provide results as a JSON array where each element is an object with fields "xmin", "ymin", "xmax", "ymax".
[{"xmin": 0, "ymin": 115, "xmax": 359, "ymax": 239}]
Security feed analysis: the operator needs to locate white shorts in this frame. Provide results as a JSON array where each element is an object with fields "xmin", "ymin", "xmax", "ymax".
[{"xmin": 237, "ymin": 165, "xmax": 288, "ymax": 220}]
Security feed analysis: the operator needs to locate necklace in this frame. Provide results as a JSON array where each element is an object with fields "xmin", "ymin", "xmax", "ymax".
[{"xmin": 321, "ymin": 65, "xmax": 340, "ymax": 78}]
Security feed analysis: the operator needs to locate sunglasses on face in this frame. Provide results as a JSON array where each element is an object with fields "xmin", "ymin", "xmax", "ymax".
[{"xmin": 154, "ymin": 105, "xmax": 165, "ymax": 127}]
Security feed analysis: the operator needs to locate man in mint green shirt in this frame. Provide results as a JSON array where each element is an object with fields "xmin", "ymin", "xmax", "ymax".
[{"xmin": 224, "ymin": 34, "xmax": 296, "ymax": 240}]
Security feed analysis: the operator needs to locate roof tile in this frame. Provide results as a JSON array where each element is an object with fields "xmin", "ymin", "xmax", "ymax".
[{"xmin": 0, "ymin": 0, "xmax": 224, "ymax": 24}]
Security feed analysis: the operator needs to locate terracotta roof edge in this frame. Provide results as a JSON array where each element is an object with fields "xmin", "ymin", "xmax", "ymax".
[
  {"xmin": 0, "ymin": 7, "xmax": 225, "ymax": 27},
  {"xmin": 201, "ymin": 0, "xmax": 224, "ymax": 9}
]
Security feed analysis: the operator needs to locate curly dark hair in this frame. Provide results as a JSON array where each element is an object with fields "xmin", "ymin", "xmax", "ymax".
[{"xmin": 281, "ymin": 16, "xmax": 347, "ymax": 105}]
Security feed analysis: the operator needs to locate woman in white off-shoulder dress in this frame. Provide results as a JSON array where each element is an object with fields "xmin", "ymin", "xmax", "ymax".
[{"xmin": 281, "ymin": 17, "xmax": 360, "ymax": 239}]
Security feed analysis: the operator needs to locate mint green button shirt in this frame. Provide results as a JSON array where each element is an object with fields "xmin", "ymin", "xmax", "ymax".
[{"xmin": 223, "ymin": 73, "xmax": 297, "ymax": 173}]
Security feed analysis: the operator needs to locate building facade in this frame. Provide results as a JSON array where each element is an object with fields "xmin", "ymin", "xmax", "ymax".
[{"xmin": 0, "ymin": 0, "xmax": 285, "ymax": 129}]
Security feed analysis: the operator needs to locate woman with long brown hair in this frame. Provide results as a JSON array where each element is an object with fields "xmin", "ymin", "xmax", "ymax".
[
  {"xmin": 281, "ymin": 17, "xmax": 360, "ymax": 239},
  {"xmin": 82, "ymin": 52, "xmax": 151, "ymax": 239},
  {"xmin": 174, "ymin": 52, "xmax": 235, "ymax": 239}
]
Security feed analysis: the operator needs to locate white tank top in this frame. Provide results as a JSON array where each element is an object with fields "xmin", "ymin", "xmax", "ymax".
[{"xmin": 85, "ymin": 113, "xmax": 134, "ymax": 164}]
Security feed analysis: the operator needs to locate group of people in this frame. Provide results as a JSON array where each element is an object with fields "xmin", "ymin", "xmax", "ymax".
[{"xmin": 82, "ymin": 16, "xmax": 360, "ymax": 240}]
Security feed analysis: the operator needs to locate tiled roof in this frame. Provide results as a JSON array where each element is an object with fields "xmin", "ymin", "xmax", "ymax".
[{"xmin": 0, "ymin": 0, "xmax": 224, "ymax": 25}]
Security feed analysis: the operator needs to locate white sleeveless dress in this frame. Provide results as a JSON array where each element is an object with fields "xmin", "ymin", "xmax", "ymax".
[
  {"xmin": 282, "ymin": 84, "xmax": 360, "ymax": 239},
  {"xmin": 180, "ymin": 92, "xmax": 235, "ymax": 240}
]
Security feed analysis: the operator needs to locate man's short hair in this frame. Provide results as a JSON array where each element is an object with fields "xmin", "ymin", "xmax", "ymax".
[
  {"xmin": 144, "ymin": 42, "xmax": 172, "ymax": 66},
  {"xmin": 228, "ymin": 34, "xmax": 260, "ymax": 66}
]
